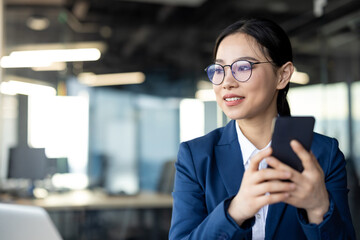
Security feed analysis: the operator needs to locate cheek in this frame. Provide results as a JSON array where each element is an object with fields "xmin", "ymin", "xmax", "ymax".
[
  {"xmin": 255, "ymin": 69, "xmax": 278, "ymax": 88},
  {"xmin": 213, "ymin": 86, "xmax": 221, "ymax": 99},
  {"xmin": 248, "ymin": 73, "xmax": 278, "ymax": 98}
]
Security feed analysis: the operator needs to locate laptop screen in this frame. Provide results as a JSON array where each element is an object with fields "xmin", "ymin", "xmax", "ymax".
[{"xmin": 0, "ymin": 203, "xmax": 62, "ymax": 240}]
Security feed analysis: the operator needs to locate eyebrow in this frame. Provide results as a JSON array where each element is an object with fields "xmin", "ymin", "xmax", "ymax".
[{"xmin": 215, "ymin": 56, "xmax": 260, "ymax": 64}]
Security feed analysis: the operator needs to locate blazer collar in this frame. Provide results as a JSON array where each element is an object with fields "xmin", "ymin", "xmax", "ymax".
[
  {"xmin": 217, "ymin": 120, "xmax": 238, "ymax": 146},
  {"xmin": 215, "ymin": 120, "xmax": 287, "ymax": 239},
  {"xmin": 214, "ymin": 120, "xmax": 245, "ymax": 196}
]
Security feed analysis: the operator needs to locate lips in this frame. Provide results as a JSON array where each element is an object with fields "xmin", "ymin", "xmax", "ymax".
[{"xmin": 223, "ymin": 94, "xmax": 245, "ymax": 106}]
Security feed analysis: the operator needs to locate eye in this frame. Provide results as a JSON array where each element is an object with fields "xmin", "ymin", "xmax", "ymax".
[
  {"xmin": 233, "ymin": 61, "xmax": 252, "ymax": 72},
  {"xmin": 214, "ymin": 66, "xmax": 224, "ymax": 74},
  {"xmin": 236, "ymin": 64, "xmax": 251, "ymax": 72}
]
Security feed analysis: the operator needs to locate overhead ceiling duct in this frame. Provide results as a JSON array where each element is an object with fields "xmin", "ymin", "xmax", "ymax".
[
  {"xmin": 5, "ymin": 0, "xmax": 67, "ymax": 5},
  {"xmin": 121, "ymin": 0, "xmax": 206, "ymax": 7}
]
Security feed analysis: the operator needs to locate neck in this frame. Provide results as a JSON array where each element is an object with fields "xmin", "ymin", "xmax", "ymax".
[{"xmin": 236, "ymin": 112, "xmax": 277, "ymax": 149}]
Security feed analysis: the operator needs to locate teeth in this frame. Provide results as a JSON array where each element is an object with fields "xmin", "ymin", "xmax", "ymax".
[{"xmin": 225, "ymin": 97, "xmax": 243, "ymax": 102}]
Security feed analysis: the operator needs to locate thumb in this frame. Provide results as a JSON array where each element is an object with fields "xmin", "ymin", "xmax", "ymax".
[
  {"xmin": 248, "ymin": 147, "xmax": 272, "ymax": 171},
  {"xmin": 290, "ymin": 140, "xmax": 312, "ymax": 170}
]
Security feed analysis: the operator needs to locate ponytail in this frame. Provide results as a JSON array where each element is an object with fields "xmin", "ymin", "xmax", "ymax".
[{"xmin": 277, "ymin": 83, "xmax": 291, "ymax": 116}]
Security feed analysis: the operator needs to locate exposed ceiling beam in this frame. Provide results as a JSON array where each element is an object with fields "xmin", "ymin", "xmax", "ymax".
[
  {"xmin": 120, "ymin": 0, "xmax": 206, "ymax": 7},
  {"xmin": 5, "ymin": 0, "xmax": 67, "ymax": 5}
]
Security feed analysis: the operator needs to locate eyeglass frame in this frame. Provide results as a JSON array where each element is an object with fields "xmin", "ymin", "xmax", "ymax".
[{"xmin": 204, "ymin": 60, "xmax": 273, "ymax": 85}]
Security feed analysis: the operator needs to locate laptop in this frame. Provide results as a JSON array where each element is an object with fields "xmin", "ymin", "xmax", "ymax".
[{"xmin": 0, "ymin": 203, "xmax": 62, "ymax": 240}]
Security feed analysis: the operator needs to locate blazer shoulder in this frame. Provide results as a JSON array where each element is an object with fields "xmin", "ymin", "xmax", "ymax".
[
  {"xmin": 312, "ymin": 132, "xmax": 339, "ymax": 150},
  {"xmin": 183, "ymin": 127, "xmax": 225, "ymax": 150},
  {"xmin": 311, "ymin": 132, "xmax": 344, "ymax": 175},
  {"xmin": 176, "ymin": 127, "xmax": 227, "ymax": 189}
]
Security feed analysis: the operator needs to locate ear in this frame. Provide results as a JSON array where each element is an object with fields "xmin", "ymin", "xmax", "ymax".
[{"xmin": 276, "ymin": 61, "xmax": 294, "ymax": 90}]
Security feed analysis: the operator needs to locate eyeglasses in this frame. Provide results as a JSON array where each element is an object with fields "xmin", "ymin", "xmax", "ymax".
[{"xmin": 204, "ymin": 60, "xmax": 272, "ymax": 85}]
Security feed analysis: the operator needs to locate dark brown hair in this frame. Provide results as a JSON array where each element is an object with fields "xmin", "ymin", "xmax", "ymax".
[{"xmin": 213, "ymin": 18, "xmax": 292, "ymax": 116}]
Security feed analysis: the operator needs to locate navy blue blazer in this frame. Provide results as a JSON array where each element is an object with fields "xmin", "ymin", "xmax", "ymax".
[{"xmin": 169, "ymin": 120, "xmax": 356, "ymax": 240}]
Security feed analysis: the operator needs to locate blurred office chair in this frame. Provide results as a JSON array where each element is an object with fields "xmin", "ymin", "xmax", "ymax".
[
  {"xmin": 346, "ymin": 158, "xmax": 360, "ymax": 239},
  {"xmin": 156, "ymin": 160, "xmax": 175, "ymax": 194},
  {"xmin": 149, "ymin": 160, "xmax": 175, "ymax": 239}
]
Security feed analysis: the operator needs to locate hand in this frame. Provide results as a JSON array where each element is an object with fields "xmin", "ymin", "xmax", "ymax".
[
  {"xmin": 228, "ymin": 147, "xmax": 294, "ymax": 226},
  {"xmin": 266, "ymin": 140, "xmax": 329, "ymax": 224}
]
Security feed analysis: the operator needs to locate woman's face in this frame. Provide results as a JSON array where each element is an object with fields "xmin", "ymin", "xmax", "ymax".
[{"xmin": 213, "ymin": 33, "xmax": 283, "ymax": 121}]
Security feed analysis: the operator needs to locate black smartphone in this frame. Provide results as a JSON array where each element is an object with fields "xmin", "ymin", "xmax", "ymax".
[{"xmin": 270, "ymin": 116, "xmax": 315, "ymax": 172}]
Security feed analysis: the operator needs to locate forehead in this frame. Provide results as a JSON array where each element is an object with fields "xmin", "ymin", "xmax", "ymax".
[{"xmin": 216, "ymin": 33, "xmax": 266, "ymax": 61}]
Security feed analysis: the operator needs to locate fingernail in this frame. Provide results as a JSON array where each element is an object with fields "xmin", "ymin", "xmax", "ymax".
[{"xmin": 291, "ymin": 140, "xmax": 299, "ymax": 147}]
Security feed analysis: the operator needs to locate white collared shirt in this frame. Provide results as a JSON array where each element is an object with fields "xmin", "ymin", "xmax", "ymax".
[{"xmin": 235, "ymin": 121, "xmax": 270, "ymax": 240}]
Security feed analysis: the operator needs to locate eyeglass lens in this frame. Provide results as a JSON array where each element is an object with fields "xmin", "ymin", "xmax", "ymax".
[{"xmin": 206, "ymin": 60, "xmax": 252, "ymax": 85}]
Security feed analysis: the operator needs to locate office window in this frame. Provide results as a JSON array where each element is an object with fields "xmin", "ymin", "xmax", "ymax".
[
  {"xmin": 0, "ymin": 95, "xmax": 17, "ymax": 178},
  {"xmin": 138, "ymin": 95, "xmax": 180, "ymax": 190},
  {"xmin": 288, "ymin": 83, "xmax": 349, "ymax": 157},
  {"xmin": 0, "ymin": 83, "xmax": 89, "ymax": 182},
  {"xmin": 88, "ymin": 88, "xmax": 180, "ymax": 192},
  {"xmin": 351, "ymin": 82, "xmax": 360, "ymax": 176},
  {"xmin": 28, "ymin": 95, "xmax": 89, "ymax": 175},
  {"xmin": 88, "ymin": 89, "xmax": 139, "ymax": 194},
  {"xmin": 180, "ymin": 99, "xmax": 204, "ymax": 142}
]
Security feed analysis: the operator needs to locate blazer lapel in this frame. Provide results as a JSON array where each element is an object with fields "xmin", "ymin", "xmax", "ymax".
[
  {"xmin": 215, "ymin": 121, "xmax": 288, "ymax": 239},
  {"xmin": 214, "ymin": 120, "xmax": 245, "ymax": 196},
  {"xmin": 265, "ymin": 202, "xmax": 287, "ymax": 240}
]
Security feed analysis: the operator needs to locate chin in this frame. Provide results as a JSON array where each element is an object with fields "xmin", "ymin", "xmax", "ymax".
[
  {"xmin": 223, "ymin": 107, "xmax": 258, "ymax": 121},
  {"xmin": 222, "ymin": 110, "xmax": 245, "ymax": 121}
]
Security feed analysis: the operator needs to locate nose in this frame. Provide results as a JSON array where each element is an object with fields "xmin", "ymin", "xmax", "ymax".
[{"xmin": 222, "ymin": 66, "xmax": 238, "ymax": 89}]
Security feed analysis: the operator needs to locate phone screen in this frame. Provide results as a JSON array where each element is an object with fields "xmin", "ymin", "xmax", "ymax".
[{"xmin": 271, "ymin": 116, "xmax": 315, "ymax": 172}]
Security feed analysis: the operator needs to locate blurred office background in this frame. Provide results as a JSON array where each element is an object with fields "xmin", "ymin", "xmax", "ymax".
[{"xmin": 0, "ymin": 0, "xmax": 359, "ymax": 239}]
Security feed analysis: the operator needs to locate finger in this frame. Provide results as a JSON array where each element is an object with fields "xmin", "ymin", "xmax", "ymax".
[
  {"xmin": 290, "ymin": 140, "xmax": 313, "ymax": 170},
  {"xmin": 254, "ymin": 168, "xmax": 292, "ymax": 183},
  {"xmin": 309, "ymin": 151, "xmax": 322, "ymax": 171},
  {"xmin": 266, "ymin": 156, "xmax": 297, "ymax": 173},
  {"xmin": 248, "ymin": 147, "xmax": 272, "ymax": 172},
  {"xmin": 252, "ymin": 180, "xmax": 295, "ymax": 196},
  {"xmin": 256, "ymin": 192, "xmax": 290, "ymax": 206},
  {"xmin": 266, "ymin": 157, "xmax": 303, "ymax": 183}
]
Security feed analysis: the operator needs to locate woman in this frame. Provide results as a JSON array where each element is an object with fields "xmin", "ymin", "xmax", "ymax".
[{"xmin": 169, "ymin": 18, "xmax": 356, "ymax": 240}]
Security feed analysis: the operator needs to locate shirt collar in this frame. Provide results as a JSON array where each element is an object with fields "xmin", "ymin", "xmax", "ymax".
[{"xmin": 235, "ymin": 121, "xmax": 271, "ymax": 166}]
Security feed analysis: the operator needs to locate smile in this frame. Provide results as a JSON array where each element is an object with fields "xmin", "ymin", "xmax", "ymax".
[{"xmin": 225, "ymin": 97, "xmax": 244, "ymax": 102}]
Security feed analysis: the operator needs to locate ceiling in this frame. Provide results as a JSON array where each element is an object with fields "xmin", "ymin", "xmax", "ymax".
[{"xmin": 3, "ymin": 0, "xmax": 360, "ymax": 97}]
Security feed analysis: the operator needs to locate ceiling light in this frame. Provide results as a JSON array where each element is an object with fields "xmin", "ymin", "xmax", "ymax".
[
  {"xmin": 195, "ymin": 80, "xmax": 216, "ymax": 101},
  {"xmin": 290, "ymin": 68, "xmax": 310, "ymax": 85},
  {"xmin": 1, "ymin": 56, "xmax": 52, "ymax": 68},
  {"xmin": 0, "ymin": 80, "xmax": 56, "ymax": 96},
  {"xmin": 10, "ymin": 48, "xmax": 101, "ymax": 62},
  {"xmin": 195, "ymin": 89, "xmax": 216, "ymax": 101},
  {"xmin": 78, "ymin": 72, "xmax": 145, "ymax": 86},
  {"xmin": 26, "ymin": 16, "xmax": 50, "ymax": 31},
  {"xmin": 197, "ymin": 80, "xmax": 213, "ymax": 90},
  {"xmin": 31, "ymin": 62, "xmax": 67, "ymax": 71},
  {"xmin": 8, "ymin": 42, "xmax": 107, "ymax": 53},
  {"xmin": 1, "ymin": 48, "xmax": 101, "ymax": 68}
]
